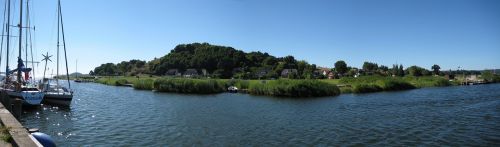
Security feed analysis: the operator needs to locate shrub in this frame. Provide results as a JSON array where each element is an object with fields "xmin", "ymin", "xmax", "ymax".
[
  {"xmin": 376, "ymin": 79, "xmax": 416, "ymax": 91},
  {"xmin": 133, "ymin": 79, "xmax": 154, "ymax": 90},
  {"xmin": 352, "ymin": 84, "xmax": 382, "ymax": 93},
  {"xmin": 153, "ymin": 78, "xmax": 224, "ymax": 94},
  {"xmin": 115, "ymin": 79, "xmax": 129, "ymax": 86},
  {"xmin": 248, "ymin": 79, "xmax": 340, "ymax": 97},
  {"xmin": 434, "ymin": 78, "xmax": 451, "ymax": 87}
]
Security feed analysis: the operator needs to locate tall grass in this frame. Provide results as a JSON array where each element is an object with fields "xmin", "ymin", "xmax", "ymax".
[
  {"xmin": 376, "ymin": 79, "xmax": 416, "ymax": 91},
  {"xmin": 248, "ymin": 79, "xmax": 340, "ymax": 97},
  {"xmin": 433, "ymin": 78, "xmax": 451, "ymax": 87},
  {"xmin": 96, "ymin": 78, "xmax": 122, "ymax": 86},
  {"xmin": 133, "ymin": 79, "xmax": 154, "ymax": 90},
  {"xmin": 343, "ymin": 77, "xmax": 416, "ymax": 93},
  {"xmin": 225, "ymin": 79, "xmax": 252, "ymax": 89},
  {"xmin": 402, "ymin": 76, "xmax": 452, "ymax": 87},
  {"xmin": 0, "ymin": 126, "xmax": 12, "ymax": 143},
  {"xmin": 94, "ymin": 75, "xmax": 456, "ymax": 96},
  {"xmin": 153, "ymin": 78, "xmax": 225, "ymax": 94},
  {"xmin": 352, "ymin": 84, "xmax": 382, "ymax": 93}
]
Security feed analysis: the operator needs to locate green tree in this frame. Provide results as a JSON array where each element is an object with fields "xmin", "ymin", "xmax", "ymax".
[
  {"xmin": 391, "ymin": 64, "xmax": 399, "ymax": 76},
  {"xmin": 117, "ymin": 61, "xmax": 131, "ymax": 76},
  {"xmin": 398, "ymin": 64, "xmax": 404, "ymax": 77},
  {"xmin": 362, "ymin": 62, "xmax": 378, "ymax": 72},
  {"xmin": 297, "ymin": 60, "xmax": 308, "ymax": 77},
  {"xmin": 262, "ymin": 57, "xmax": 277, "ymax": 66},
  {"xmin": 334, "ymin": 60, "xmax": 348, "ymax": 75},
  {"xmin": 347, "ymin": 68, "xmax": 358, "ymax": 77},
  {"xmin": 431, "ymin": 64, "xmax": 441, "ymax": 75},
  {"xmin": 407, "ymin": 65, "xmax": 428, "ymax": 77},
  {"xmin": 481, "ymin": 70, "xmax": 494, "ymax": 82}
]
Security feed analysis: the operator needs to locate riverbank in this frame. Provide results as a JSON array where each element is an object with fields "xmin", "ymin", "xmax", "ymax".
[
  {"xmin": 90, "ymin": 75, "xmax": 488, "ymax": 97},
  {"xmin": 0, "ymin": 101, "xmax": 41, "ymax": 146},
  {"xmin": 320, "ymin": 76, "xmax": 458, "ymax": 93},
  {"xmin": 96, "ymin": 77, "xmax": 340, "ymax": 97}
]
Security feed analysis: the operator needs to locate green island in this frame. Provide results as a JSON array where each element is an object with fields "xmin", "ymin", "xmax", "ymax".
[{"xmin": 78, "ymin": 43, "xmax": 499, "ymax": 97}]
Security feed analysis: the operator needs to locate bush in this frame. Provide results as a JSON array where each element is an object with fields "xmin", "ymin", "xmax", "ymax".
[
  {"xmin": 153, "ymin": 78, "xmax": 224, "ymax": 94},
  {"xmin": 376, "ymin": 79, "xmax": 416, "ymax": 91},
  {"xmin": 248, "ymin": 79, "xmax": 340, "ymax": 97},
  {"xmin": 133, "ymin": 79, "xmax": 154, "ymax": 90},
  {"xmin": 434, "ymin": 78, "xmax": 451, "ymax": 87},
  {"xmin": 493, "ymin": 75, "xmax": 500, "ymax": 83},
  {"xmin": 403, "ymin": 76, "xmax": 452, "ymax": 87},
  {"xmin": 115, "ymin": 79, "xmax": 129, "ymax": 86},
  {"xmin": 352, "ymin": 84, "xmax": 382, "ymax": 93}
]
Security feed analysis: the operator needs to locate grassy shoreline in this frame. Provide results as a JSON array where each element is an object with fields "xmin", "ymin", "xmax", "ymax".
[{"xmin": 94, "ymin": 75, "xmax": 475, "ymax": 97}]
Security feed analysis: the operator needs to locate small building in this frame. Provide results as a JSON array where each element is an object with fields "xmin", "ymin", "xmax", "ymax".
[
  {"xmin": 323, "ymin": 70, "xmax": 331, "ymax": 76},
  {"xmin": 281, "ymin": 69, "xmax": 298, "ymax": 78},
  {"xmin": 316, "ymin": 68, "xmax": 330, "ymax": 76},
  {"xmin": 165, "ymin": 69, "xmax": 181, "ymax": 76},
  {"xmin": 184, "ymin": 69, "xmax": 199, "ymax": 78},
  {"xmin": 328, "ymin": 72, "xmax": 335, "ymax": 79}
]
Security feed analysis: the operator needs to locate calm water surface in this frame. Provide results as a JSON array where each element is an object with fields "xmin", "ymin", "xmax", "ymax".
[{"xmin": 20, "ymin": 82, "xmax": 500, "ymax": 146}]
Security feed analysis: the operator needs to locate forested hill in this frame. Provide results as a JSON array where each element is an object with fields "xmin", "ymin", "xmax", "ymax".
[{"xmin": 91, "ymin": 43, "xmax": 317, "ymax": 79}]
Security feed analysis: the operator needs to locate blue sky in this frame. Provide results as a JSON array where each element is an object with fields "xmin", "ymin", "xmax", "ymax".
[{"xmin": 1, "ymin": 0, "xmax": 499, "ymax": 75}]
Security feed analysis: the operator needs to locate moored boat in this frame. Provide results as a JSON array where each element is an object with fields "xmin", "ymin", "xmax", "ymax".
[
  {"xmin": 40, "ymin": 79, "xmax": 73, "ymax": 106},
  {"xmin": 2, "ymin": 86, "xmax": 44, "ymax": 105},
  {"xmin": 38, "ymin": 0, "xmax": 74, "ymax": 107},
  {"xmin": 227, "ymin": 86, "xmax": 238, "ymax": 93},
  {"xmin": 0, "ymin": 0, "xmax": 46, "ymax": 106}
]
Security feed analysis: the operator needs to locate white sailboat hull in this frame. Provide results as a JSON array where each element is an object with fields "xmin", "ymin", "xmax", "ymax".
[{"xmin": 4, "ymin": 90, "xmax": 45, "ymax": 105}]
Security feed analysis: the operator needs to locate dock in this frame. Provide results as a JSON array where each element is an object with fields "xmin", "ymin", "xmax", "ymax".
[{"xmin": 0, "ymin": 93, "xmax": 43, "ymax": 147}]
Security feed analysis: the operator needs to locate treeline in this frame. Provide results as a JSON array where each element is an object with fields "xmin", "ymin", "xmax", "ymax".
[
  {"xmin": 91, "ymin": 43, "xmax": 318, "ymax": 79},
  {"xmin": 91, "ymin": 42, "xmax": 492, "ymax": 80},
  {"xmin": 91, "ymin": 59, "xmax": 147, "ymax": 76}
]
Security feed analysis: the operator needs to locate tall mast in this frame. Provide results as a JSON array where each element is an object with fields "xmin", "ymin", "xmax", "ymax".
[
  {"xmin": 5, "ymin": 0, "xmax": 10, "ymax": 79},
  {"xmin": 0, "ymin": 1, "xmax": 4, "ymax": 72},
  {"xmin": 17, "ymin": 0, "xmax": 23, "ymax": 83},
  {"xmin": 28, "ymin": 0, "xmax": 35, "ymax": 81},
  {"xmin": 59, "ymin": 0, "xmax": 71, "ymax": 88},
  {"xmin": 25, "ymin": 0, "xmax": 29, "ymax": 71},
  {"xmin": 57, "ymin": 0, "xmax": 60, "ymax": 83}
]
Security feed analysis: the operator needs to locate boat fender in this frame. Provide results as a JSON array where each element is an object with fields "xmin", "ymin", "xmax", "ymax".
[{"xmin": 31, "ymin": 132, "xmax": 56, "ymax": 147}]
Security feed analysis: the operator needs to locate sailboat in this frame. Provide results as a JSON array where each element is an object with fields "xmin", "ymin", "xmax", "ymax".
[
  {"xmin": 40, "ymin": 0, "xmax": 73, "ymax": 106},
  {"xmin": 0, "ymin": 0, "xmax": 44, "ymax": 105}
]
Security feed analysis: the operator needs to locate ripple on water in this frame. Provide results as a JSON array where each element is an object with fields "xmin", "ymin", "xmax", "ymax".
[{"xmin": 18, "ymin": 82, "xmax": 500, "ymax": 146}]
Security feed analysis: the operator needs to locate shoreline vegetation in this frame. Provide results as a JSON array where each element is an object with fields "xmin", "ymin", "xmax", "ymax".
[
  {"xmin": 92, "ymin": 75, "xmax": 497, "ymax": 97},
  {"xmin": 96, "ymin": 77, "xmax": 342, "ymax": 97},
  {"xmin": 87, "ymin": 42, "xmax": 499, "ymax": 97}
]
